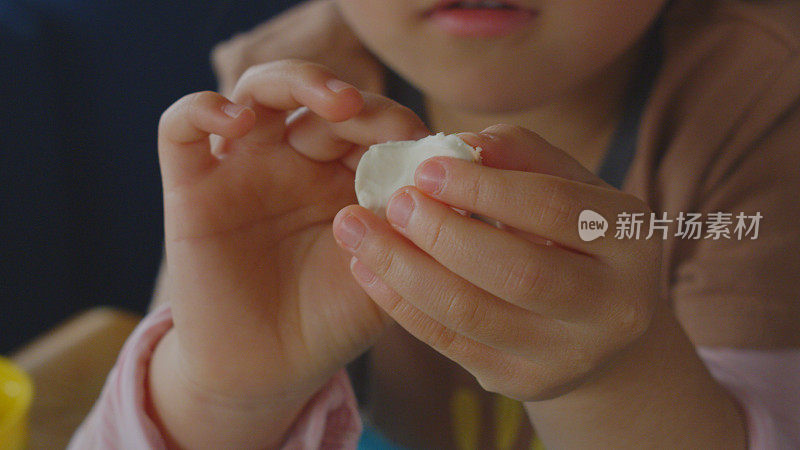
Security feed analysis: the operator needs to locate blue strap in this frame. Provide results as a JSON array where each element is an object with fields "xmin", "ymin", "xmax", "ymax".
[{"xmin": 597, "ymin": 26, "xmax": 663, "ymax": 189}]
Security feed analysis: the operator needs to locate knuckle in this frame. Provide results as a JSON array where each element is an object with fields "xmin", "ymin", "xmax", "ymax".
[
  {"xmin": 190, "ymin": 91, "xmax": 218, "ymax": 110},
  {"xmin": 428, "ymin": 326, "xmax": 459, "ymax": 355},
  {"xmin": 186, "ymin": 91, "xmax": 214, "ymax": 122},
  {"xmin": 158, "ymin": 92, "xmax": 210, "ymax": 137},
  {"xmin": 502, "ymin": 252, "xmax": 546, "ymax": 303},
  {"xmin": 424, "ymin": 213, "xmax": 449, "ymax": 254},
  {"xmin": 371, "ymin": 241, "xmax": 399, "ymax": 280},
  {"xmin": 443, "ymin": 288, "xmax": 485, "ymax": 335},
  {"xmin": 465, "ymin": 169, "xmax": 489, "ymax": 210},
  {"xmin": 383, "ymin": 291, "xmax": 407, "ymax": 318},
  {"xmin": 534, "ymin": 178, "xmax": 579, "ymax": 230}
]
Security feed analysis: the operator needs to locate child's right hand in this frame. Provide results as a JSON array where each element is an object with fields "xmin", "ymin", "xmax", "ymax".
[{"xmin": 149, "ymin": 60, "xmax": 427, "ymax": 447}]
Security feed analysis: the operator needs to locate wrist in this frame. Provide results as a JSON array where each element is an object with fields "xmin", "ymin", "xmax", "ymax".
[
  {"xmin": 524, "ymin": 302, "xmax": 747, "ymax": 449},
  {"xmin": 145, "ymin": 328, "xmax": 315, "ymax": 449}
]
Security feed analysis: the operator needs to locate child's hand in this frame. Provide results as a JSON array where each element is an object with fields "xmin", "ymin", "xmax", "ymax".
[
  {"xmin": 332, "ymin": 124, "xmax": 659, "ymax": 401},
  {"xmin": 152, "ymin": 60, "xmax": 427, "ymax": 447}
]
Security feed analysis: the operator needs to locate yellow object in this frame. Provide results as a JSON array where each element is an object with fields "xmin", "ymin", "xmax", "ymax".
[
  {"xmin": 493, "ymin": 395, "xmax": 525, "ymax": 450},
  {"xmin": 450, "ymin": 386, "xmax": 547, "ymax": 450},
  {"xmin": 530, "ymin": 436, "xmax": 547, "ymax": 450},
  {"xmin": 451, "ymin": 387, "xmax": 481, "ymax": 450},
  {"xmin": 0, "ymin": 357, "xmax": 33, "ymax": 450}
]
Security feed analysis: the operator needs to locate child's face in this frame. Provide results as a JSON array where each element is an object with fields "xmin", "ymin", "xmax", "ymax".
[{"xmin": 336, "ymin": 0, "xmax": 669, "ymax": 112}]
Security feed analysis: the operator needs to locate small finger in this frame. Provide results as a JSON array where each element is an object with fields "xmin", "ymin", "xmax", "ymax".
[
  {"xmin": 158, "ymin": 91, "xmax": 255, "ymax": 188},
  {"xmin": 458, "ymin": 124, "xmax": 608, "ymax": 187}
]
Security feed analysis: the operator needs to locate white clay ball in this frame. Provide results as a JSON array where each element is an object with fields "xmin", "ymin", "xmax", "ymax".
[{"xmin": 355, "ymin": 133, "xmax": 482, "ymax": 218}]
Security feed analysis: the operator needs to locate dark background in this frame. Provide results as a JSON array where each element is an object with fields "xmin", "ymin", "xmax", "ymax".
[{"xmin": 1, "ymin": 0, "xmax": 300, "ymax": 353}]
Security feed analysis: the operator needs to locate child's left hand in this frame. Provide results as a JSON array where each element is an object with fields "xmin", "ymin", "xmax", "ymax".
[{"xmin": 332, "ymin": 124, "xmax": 660, "ymax": 401}]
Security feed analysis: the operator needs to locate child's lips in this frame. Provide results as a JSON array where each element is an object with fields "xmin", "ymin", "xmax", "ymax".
[
  {"xmin": 423, "ymin": 1, "xmax": 538, "ymax": 38},
  {"xmin": 424, "ymin": 0, "xmax": 531, "ymax": 13}
]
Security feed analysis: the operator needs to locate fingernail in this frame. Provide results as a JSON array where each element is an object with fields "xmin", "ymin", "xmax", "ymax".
[
  {"xmin": 222, "ymin": 103, "xmax": 247, "ymax": 118},
  {"xmin": 335, "ymin": 214, "xmax": 366, "ymax": 250},
  {"xmin": 350, "ymin": 257, "xmax": 376, "ymax": 284},
  {"xmin": 326, "ymin": 78, "xmax": 356, "ymax": 93},
  {"xmin": 479, "ymin": 130, "xmax": 502, "ymax": 141},
  {"xmin": 415, "ymin": 159, "xmax": 446, "ymax": 194},
  {"xmin": 456, "ymin": 132, "xmax": 482, "ymax": 147},
  {"xmin": 386, "ymin": 192, "xmax": 415, "ymax": 228}
]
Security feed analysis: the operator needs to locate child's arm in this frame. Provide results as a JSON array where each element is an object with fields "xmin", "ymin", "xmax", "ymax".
[{"xmin": 68, "ymin": 304, "xmax": 362, "ymax": 449}]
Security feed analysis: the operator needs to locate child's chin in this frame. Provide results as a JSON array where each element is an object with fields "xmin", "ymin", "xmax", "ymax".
[
  {"xmin": 422, "ymin": 72, "xmax": 556, "ymax": 113},
  {"xmin": 441, "ymin": 89, "xmax": 550, "ymax": 114}
]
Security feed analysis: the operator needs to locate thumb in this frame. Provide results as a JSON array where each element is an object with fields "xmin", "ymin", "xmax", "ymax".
[{"xmin": 458, "ymin": 124, "xmax": 609, "ymax": 188}]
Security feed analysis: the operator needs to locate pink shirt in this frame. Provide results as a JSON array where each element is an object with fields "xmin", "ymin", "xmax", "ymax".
[
  {"xmin": 68, "ymin": 304, "xmax": 361, "ymax": 449},
  {"xmin": 69, "ymin": 304, "xmax": 799, "ymax": 449}
]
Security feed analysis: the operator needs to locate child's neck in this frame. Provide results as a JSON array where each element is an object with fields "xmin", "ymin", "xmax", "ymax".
[{"xmin": 424, "ymin": 43, "xmax": 643, "ymax": 173}]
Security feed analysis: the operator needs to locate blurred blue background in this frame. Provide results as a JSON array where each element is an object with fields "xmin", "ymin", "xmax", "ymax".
[{"xmin": 1, "ymin": 0, "xmax": 300, "ymax": 352}]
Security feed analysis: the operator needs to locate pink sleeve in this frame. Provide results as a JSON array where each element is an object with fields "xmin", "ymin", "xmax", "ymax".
[
  {"xmin": 697, "ymin": 347, "xmax": 800, "ymax": 450},
  {"xmin": 68, "ymin": 303, "xmax": 362, "ymax": 449}
]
